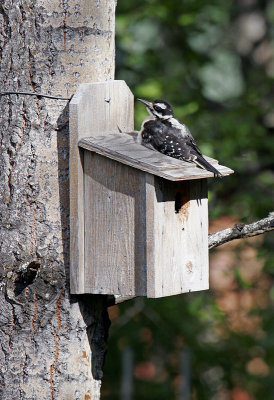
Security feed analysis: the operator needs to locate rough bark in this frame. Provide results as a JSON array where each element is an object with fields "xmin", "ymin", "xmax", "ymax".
[
  {"xmin": 208, "ymin": 214, "xmax": 274, "ymax": 249},
  {"xmin": 0, "ymin": 1, "xmax": 116, "ymax": 399}
]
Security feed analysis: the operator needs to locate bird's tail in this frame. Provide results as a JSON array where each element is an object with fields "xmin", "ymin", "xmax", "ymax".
[{"xmin": 194, "ymin": 155, "xmax": 223, "ymax": 178}]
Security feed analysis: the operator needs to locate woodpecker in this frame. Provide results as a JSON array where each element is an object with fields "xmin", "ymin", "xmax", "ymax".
[{"xmin": 137, "ymin": 98, "xmax": 222, "ymax": 177}]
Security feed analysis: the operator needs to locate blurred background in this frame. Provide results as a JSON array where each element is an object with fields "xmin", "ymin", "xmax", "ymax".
[{"xmin": 102, "ymin": 0, "xmax": 274, "ymax": 399}]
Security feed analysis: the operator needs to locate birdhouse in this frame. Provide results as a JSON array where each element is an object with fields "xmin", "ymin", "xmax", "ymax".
[{"xmin": 69, "ymin": 80, "xmax": 233, "ymax": 298}]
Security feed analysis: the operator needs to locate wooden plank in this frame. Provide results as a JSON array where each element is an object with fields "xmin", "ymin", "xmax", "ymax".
[
  {"xmin": 147, "ymin": 178, "xmax": 209, "ymax": 297},
  {"xmin": 84, "ymin": 152, "xmax": 147, "ymax": 296},
  {"xmin": 161, "ymin": 164, "xmax": 232, "ymax": 181},
  {"xmin": 69, "ymin": 80, "xmax": 134, "ymax": 294},
  {"xmin": 79, "ymin": 133, "xmax": 189, "ymax": 170},
  {"xmin": 69, "ymin": 90, "xmax": 85, "ymax": 294},
  {"xmin": 79, "ymin": 133, "xmax": 221, "ymax": 169},
  {"xmin": 145, "ymin": 174, "xmax": 156, "ymax": 297},
  {"xmin": 79, "ymin": 132, "xmax": 234, "ymax": 181},
  {"xmin": 83, "ymin": 151, "xmax": 209, "ymax": 297}
]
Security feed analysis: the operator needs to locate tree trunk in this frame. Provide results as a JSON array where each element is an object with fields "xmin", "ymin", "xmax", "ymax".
[{"xmin": 0, "ymin": 1, "xmax": 116, "ymax": 398}]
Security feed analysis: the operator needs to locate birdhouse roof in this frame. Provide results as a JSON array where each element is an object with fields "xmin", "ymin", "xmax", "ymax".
[{"xmin": 79, "ymin": 132, "xmax": 233, "ymax": 181}]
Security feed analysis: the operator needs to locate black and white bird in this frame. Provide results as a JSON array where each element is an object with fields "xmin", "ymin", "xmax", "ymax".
[{"xmin": 137, "ymin": 98, "xmax": 222, "ymax": 177}]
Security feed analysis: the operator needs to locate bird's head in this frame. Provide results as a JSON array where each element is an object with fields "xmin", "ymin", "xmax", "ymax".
[{"xmin": 137, "ymin": 98, "xmax": 173, "ymax": 120}]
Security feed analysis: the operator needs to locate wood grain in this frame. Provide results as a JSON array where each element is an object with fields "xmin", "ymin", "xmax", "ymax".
[
  {"xmin": 84, "ymin": 151, "xmax": 147, "ymax": 296},
  {"xmin": 147, "ymin": 178, "xmax": 209, "ymax": 297},
  {"xmin": 70, "ymin": 81, "xmax": 231, "ymax": 297},
  {"xmin": 83, "ymin": 151, "xmax": 209, "ymax": 297},
  {"xmin": 0, "ymin": 1, "xmax": 118, "ymax": 398},
  {"xmin": 69, "ymin": 81, "xmax": 134, "ymax": 294},
  {"xmin": 79, "ymin": 132, "xmax": 234, "ymax": 181}
]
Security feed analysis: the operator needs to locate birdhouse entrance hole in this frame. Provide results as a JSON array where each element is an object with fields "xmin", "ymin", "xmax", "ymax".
[
  {"xmin": 69, "ymin": 80, "xmax": 234, "ymax": 298},
  {"xmin": 174, "ymin": 185, "xmax": 190, "ymax": 216}
]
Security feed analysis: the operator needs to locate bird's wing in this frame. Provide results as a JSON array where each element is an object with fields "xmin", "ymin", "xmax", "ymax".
[
  {"xmin": 163, "ymin": 119, "xmax": 203, "ymax": 157},
  {"xmin": 141, "ymin": 120, "xmax": 222, "ymax": 177},
  {"xmin": 182, "ymin": 135, "xmax": 222, "ymax": 177},
  {"xmin": 185, "ymin": 135, "xmax": 203, "ymax": 157},
  {"xmin": 142, "ymin": 120, "xmax": 203, "ymax": 160},
  {"xmin": 142, "ymin": 121, "xmax": 191, "ymax": 158}
]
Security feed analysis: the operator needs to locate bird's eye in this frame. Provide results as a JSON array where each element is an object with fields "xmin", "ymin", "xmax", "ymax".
[{"xmin": 154, "ymin": 105, "xmax": 162, "ymax": 112}]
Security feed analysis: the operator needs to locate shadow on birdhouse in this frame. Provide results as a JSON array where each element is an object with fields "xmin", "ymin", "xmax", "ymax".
[{"xmin": 69, "ymin": 80, "xmax": 233, "ymax": 298}]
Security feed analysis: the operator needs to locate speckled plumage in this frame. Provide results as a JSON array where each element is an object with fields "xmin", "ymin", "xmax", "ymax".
[{"xmin": 138, "ymin": 98, "xmax": 222, "ymax": 177}]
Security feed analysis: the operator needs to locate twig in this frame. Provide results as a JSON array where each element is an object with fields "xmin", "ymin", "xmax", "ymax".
[
  {"xmin": 109, "ymin": 213, "xmax": 274, "ymax": 306},
  {"xmin": 0, "ymin": 91, "xmax": 71, "ymax": 101},
  {"xmin": 208, "ymin": 213, "xmax": 274, "ymax": 249}
]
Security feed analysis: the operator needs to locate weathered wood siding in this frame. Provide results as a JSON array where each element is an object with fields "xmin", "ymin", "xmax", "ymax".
[{"xmin": 70, "ymin": 81, "xmax": 134, "ymax": 293}]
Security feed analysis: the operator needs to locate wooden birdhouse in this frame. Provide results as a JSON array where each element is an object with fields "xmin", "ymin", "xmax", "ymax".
[{"xmin": 69, "ymin": 80, "xmax": 233, "ymax": 298}]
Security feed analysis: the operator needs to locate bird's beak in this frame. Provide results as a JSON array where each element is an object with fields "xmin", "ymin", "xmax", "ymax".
[{"xmin": 137, "ymin": 98, "xmax": 153, "ymax": 109}]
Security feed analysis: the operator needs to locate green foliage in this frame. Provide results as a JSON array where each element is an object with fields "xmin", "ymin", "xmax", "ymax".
[
  {"xmin": 102, "ymin": 1, "xmax": 274, "ymax": 399},
  {"xmin": 116, "ymin": 0, "xmax": 274, "ymax": 220}
]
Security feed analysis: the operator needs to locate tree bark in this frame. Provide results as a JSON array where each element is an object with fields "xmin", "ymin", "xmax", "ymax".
[{"xmin": 0, "ymin": 1, "xmax": 116, "ymax": 399}]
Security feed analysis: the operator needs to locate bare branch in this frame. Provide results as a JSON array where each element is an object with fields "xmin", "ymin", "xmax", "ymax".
[
  {"xmin": 108, "ymin": 214, "xmax": 274, "ymax": 306},
  {"xmin": 208, "ymin": 213, "xmax": 274, "ymax": 249}
]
